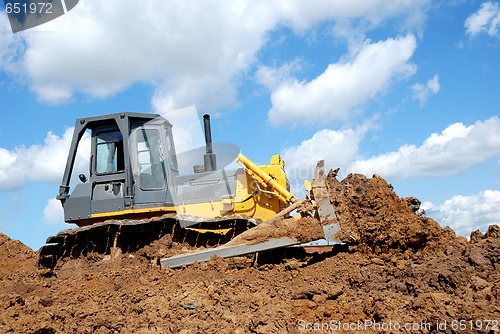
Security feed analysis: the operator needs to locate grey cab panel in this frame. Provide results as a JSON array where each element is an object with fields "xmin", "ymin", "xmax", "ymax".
[
  {"xmin": 64, "ymin": 182, "xmax": 91, "ymax": 221},
  {"xmin": 91, "ymin": 181, "xmax": 126, "ymax": 214},
  {"xmin": 174, "ymin": 168, "xmax": 244, "ymax": 205}
]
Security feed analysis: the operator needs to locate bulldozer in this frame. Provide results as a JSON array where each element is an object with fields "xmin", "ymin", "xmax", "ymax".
[{"xmin": 38, "ymin": 111, "xmax": 341, "ymax": 268}]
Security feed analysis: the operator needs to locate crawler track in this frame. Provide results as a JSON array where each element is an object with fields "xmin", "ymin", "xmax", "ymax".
[{"xmin": 38, "ymin": 214, "xmax": 257, "ymax": 268}]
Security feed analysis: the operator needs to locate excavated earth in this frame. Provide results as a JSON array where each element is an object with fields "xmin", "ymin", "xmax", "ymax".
[{"xmin": 1, "ymin": 173, "xmax": 499, "ymax": 333}]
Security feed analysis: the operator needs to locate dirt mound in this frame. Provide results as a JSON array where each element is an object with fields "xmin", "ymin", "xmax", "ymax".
[
  {"xmin": 1, "ymin": 173, "xmax": 499, "ymax": 333},
  {"xmin": 330, "ymin": 173, "xmax": 458, "ymax": 255},
  {"xmin": 286, "ymin": 226, "xmax": 500, "ymax": 333},
  {"xmin": 0, "ymin": 234, "xmax": 37, "ymax": 277}
]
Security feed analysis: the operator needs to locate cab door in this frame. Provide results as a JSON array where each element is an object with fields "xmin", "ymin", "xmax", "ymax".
[
  {"xmin": 130, "ymin": 124, "xmax": 171, "ymax": 205},
  {"xmin": 90, "ymin": 128, "xmax": 126, "ymax": 214}
]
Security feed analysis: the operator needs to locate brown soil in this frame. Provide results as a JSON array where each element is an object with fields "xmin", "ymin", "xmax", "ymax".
[
  {"xmin": 224, "ymin": 216, "xmax": 325, "ymax": 247},
  {"xmin": 0, "ymin": 233, "xmax": 37, "ymax": 276},
  {"xmin": 1, "ymin": 173, "xmax": 499, "ymax": 333},
  {"xmin": 329, "ymin": 173, "xmax": 460, "ymax": 256}
]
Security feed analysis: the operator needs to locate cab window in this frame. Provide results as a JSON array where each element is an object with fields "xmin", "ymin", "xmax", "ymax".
[
  {"xmin": 165, "ymin": 130, "xmax": 178, "ymax": 170},
  {"xmin": 137, "ymin": 129, "xmax": 166, "ymax": 189},
  {"xmin": 95, "ymin": 130, "xmax": 124, "ymax": 174}
]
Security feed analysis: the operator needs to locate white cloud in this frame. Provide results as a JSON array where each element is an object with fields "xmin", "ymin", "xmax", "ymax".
[
  {"xmin": 465, "ymin": 1, "xmax": 500, "ymax": 37},
  {"xmin": 151, "ymin": 104, "xmax": 205, "ymax": 154},
  {"xmin": 2, "ymin": 0, "xmax": 430, "ymax": 108},
  {"xmin": 351, "ymin": 116, "xmax": 500, "ymax": 180},
  {"xmin": 0, "ymin": 128, "xmax": 90, "ymax": 191},
  {"xmin": 0, "ymin": 14, "xmax": 24, "ymax": 74},
  {"xmin": 17, "ymin": 0, "xmax": 280, "ymax": 107},
  {"xmin": 280, "ymin": 116, "xmax": 500, "ymax": 195},
  {"xmin": 267, "ymin": 0, "xmax": 430, "ymax": 33},
  {"xmin": 255, "ymin": 60, "xmax": 302, "ymax": 91},
  {"xmin": 43, "ymin": 198, "xmax": 64, "ymax": 225},
  {"xmin": 0, "ymin": 148, "xmax": 23, "ymax": 190},
  {"xmin": 266, "ymin": 35, "xmax": 417, "ymax": 126},
  {"xmin": 423, "ymin": 190, "xmax": 500, "ymax": 237},
  {"xmin": 282, "ymin": 123, "xmax": 370, "ymax": 186},
  {"xmin": 0, "ymin": 15, "xmax": 12, "ymax": 68},
  {"xmin": 412, "ymin": 74, "xmax": 440, "ymax": 107}
]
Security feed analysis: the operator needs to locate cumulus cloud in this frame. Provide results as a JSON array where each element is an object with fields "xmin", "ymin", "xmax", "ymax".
[
  {"xmin": 151, "ymin": 103, "xmax": 206, "ymax": 154},
  {"xmin": 465, "ymin": 1, "xmax": 500, "ymax": 37},
  {"xmin": 43, "ymin": 198, "xmax": 64, "ymax": 225},
  {"xmin": 255, "ymin": 60, "xmax": 303, "ymax": 91},
  {"xmin": 266, "ymin": 0, "xmax": 430, "ymax": 33},
  {"xmin": 0, "ymin": 128, "xmax": 90, "ymax": 191},
  {"xmin": 15, "ymin": 0, "xmax": 275, "ymax": 105},
  {"xmin": 280, "ymin": 116, "xmax": 500, "ymax": 192},
  {"xmin": 0, "ymin": 13, "xmax": 24, "ymax": 74},
  {"xmin": 266, "ymin": 35, "xmax": 417, "ymax": 126},
  {"xmin": 0, "ymin": 15, "xmax": 12, "ymax": 66},
  {"xmin": 423, "ymin": 190, "xmax": 500, "ymax": 237},
  {"xmin": 412, "ymin": 74, "xmax": 440, "ymax": 107},
  {"xmin": 351, "ymin": 116, "xmax": 500, "ymax": 180},
  {"xmin": 2, "ymin": 0, "xmax": 430, "ymax": 108},
  {"xmin": 282, "ymin": 122, "xmax": 371, "ymax": 187}
]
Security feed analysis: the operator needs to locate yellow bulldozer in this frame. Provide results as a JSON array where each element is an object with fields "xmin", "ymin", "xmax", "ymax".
[{"xmin": 39, "ymin": 112, "xmax": 340, "ymax": 268}]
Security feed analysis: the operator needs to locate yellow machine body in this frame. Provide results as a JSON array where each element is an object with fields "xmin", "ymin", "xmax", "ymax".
[
  {"xmin": 84, "ymin": 154, "xmax": 295, "ymax": 227},
  {"xmin": 176, "ymin": 154, "xmax": 295, "ymax": 222}
]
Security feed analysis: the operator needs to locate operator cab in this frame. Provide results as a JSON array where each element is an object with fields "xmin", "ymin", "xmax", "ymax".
[{"xmin": 57, "ymin": 112, "xmax": 178, "ymax": 225}]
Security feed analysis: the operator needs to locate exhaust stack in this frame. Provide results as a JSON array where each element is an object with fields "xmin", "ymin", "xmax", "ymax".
[{"xmin": 203, "ymin": 114, "xmax": 216, "ymax": 172}]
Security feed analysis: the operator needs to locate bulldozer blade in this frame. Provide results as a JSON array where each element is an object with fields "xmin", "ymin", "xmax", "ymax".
[
  {"xmin": 159, "ymin": 160, "xmax": 344, "ymax": 269},
  {"xmin": 160, "ymin": 237, "xmax": 301, "ymax": 269},
  {"xmin": 316, "ymin": 197, "xmax": 337, "ymax": 222},
  {"xmin": 309, "ymin": 160, "xmax": 341, "ymax": 244},
  {"xmin": 311, "ymin": 160, "xmax": 336, "ymax": 220}
]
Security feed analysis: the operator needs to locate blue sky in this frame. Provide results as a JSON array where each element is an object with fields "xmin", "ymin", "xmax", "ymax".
[{"xmin": 1, "ymin": 0, "xmax": 499, "ymax": 250}]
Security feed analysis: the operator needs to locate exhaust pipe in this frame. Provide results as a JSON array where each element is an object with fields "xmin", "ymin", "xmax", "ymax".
[{"xmin": 203, "ymin": 114, "xmax": 217, "ymax": 171}]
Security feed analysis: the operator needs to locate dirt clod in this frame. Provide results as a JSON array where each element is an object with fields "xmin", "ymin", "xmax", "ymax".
[{"xmin": 225, "ymin": 216, "xmax": 325, "ymax": 247}]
